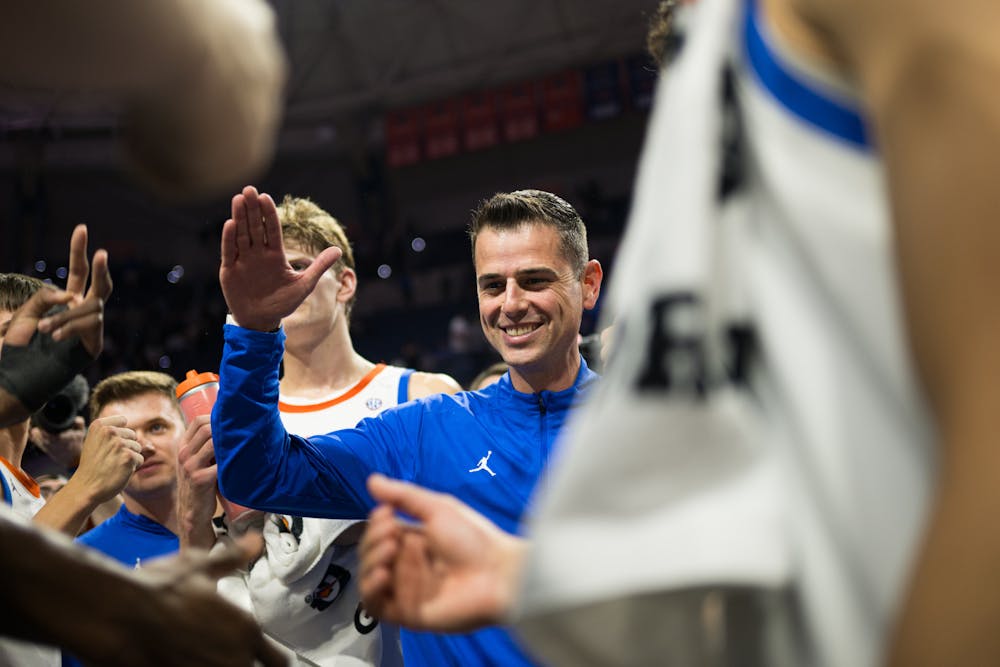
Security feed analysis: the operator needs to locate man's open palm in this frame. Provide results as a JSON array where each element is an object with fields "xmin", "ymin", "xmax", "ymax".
[{"xmin": 220, "ymin": 185, "xmax": 341, "ymax": 331}]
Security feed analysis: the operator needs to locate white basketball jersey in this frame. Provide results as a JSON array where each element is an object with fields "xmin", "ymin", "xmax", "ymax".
[
  {"xmin": 279, "ymin": 363, "xmax": 412, "ymax": 435},
  {"xmin": 1, "ymin": 457, "xmax": 59, "ymax": 667},
  {"xmin": 519, "ymin": 1, "xmax": 934, "ymax": 665},
  {"xmin": 219, "ymin": 364, "xmax": 411, "ymax": 667},
  {"xmin": 0, "ymin": 456, "xmax": 45, "ymax": 520}
]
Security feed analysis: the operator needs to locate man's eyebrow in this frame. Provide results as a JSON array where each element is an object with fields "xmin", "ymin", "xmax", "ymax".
[{"xmin": 477, "ymin": 267, "xmax": 556, "ymax": 283}]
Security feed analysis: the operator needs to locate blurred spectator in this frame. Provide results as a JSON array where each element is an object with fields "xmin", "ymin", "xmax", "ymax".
[
  {"xmin": 180, "ymin": 189, "xmax": 460, "ymax": 666},
  {"xmin": 35, "ymin": 474, "xmax": 67, "ymax": 502},
  {"xmin": 29, "ymin": 405, "xmax": 124, "ymax": 533},
  {"xmin": 432, "ymin": 314, "xmax": 498, "ymax": 388},
  {"xmin": 469, "ymin": 362, "xmax": 509, "ymax": 391}
]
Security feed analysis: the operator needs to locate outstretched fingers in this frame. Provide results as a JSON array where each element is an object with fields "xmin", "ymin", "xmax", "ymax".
[
  {"xmin": 180, "ymin": 418, "xmax": 216, "ymax": 469},
  {"xmin": 298, "ymin": 244, "xmax": 343, "ymax": 292},
  {"xmin": 241, "ymin": 185, "xmax": 266, "ymax": 249},
  {"xmin": 41, "ymin": 297, "xmax": 103, "ymax": 343},
  {"xmin": 259, "ymin": 192, "xmax": 282, "ymax": 249},
  {"xmin": 4, "ymin": 288, "xmax": 73, "ymax": 345},
  {"xmin": 232, "ymin": 192, "xmax": 251, "ymax": 255},
  {"xmin": 88, "ymin": 249, "xmax": 113, "ymax": 301},
  {"xmin": 65, "ymin": 224, "xmax": 89, "ymax": 295},
  {"xmin": 225, "ymin": 187, "xmax": 285, "ymax": 263},
  {"xmin": 221, "ymin": 219, "xmax": 238, "ymax": 267}
]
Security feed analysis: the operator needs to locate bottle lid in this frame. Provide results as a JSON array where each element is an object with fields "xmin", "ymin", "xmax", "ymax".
[{"xmin": 176, "ymin": 369, "xmax": 220, "ymax": 398}]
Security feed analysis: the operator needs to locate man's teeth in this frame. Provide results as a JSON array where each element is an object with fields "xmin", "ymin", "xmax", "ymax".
[{"xmin": 506, "ymin": 325, "xmax": 536, "ymax": 336}]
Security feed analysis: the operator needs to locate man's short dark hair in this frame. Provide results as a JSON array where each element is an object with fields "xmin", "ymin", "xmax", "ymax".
[{"xmin": 468, "ymin": 190, "xmax": 589, "ymax": 277}]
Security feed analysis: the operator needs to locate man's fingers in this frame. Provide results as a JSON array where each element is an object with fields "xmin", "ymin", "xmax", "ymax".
[
  {"xmin": 126, "ymin": 449, "xmax": 145, "ymax": 471},
  {"xmin": 259, "ymin": 192, "xmax": 281, "ymax": 248},
  {"xmin": 110, "ymin": 427, "xmax": 139, "ymax": 444},
  {"xmin": 88, "ymin": 249, "xmax": 113, "ymax": 300},
  {"xmin": 50, "ymin": 311, "xmax": 103, "ymax": 345},
  {"xmin": 221, "ymin": 219, "xmax": 238, "ymax": 267},
  {"xmin": 1, "ymin": 288, "xmax": 73, "ymax": 346},
  {"xmin": 361, "ymin": 505, "xmax": 398, "ymax": 547},
  {"xmin": 360, "ymin": 511, "xmax": 400, "ymax": 562},
  {"xmin": 242, "ymin": 185, "xmax": 265, "ymax": 248},
  {"xmin": 22, "ymin": 287, "xmax": 74, "ymax": 319},
  {"xmin": 182, "ymin": 417, "xmax": 213, "ymax": 451},
  {"xmin": 396, "ymin": 530, "xmax": 431, "ymax": 627},
  {"xmin": 94, "ymin": 414, "xmax": 128, "ymax": 428},
  {"xmin": 38, "ymin": 294, "xmax": 101, "ymax": 333},
  {"xmin": 196, "ymin": 532, "xmax": 264, "ymax": 581},
  {"xmin": 366, "ymin": 474, "xmax": 442, "ymax": 523},
  {"xmin": 184, "ymin": 438, "xmax": 217, "ymax": 471},
  {"xmin": 359, "ymin": 532, "xmax": 400, "ymax": 584},
  {"xmin": 233, "ymin": 193, "xmax": 251, "ymax": 253},
  {"xmin": 359, "ymin": 566, "xmax": 394, "ymax": 618},
  {"xmin": 66, "ymin": 224, "xmax": 89, "ymax": 295},
  {"xmin": 299, "ymin": 245, "xmax": 342, "ymax": 291}
]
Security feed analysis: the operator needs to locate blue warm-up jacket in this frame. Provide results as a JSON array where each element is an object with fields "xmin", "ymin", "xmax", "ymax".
[{"xmin": 213, "ymin": 324, "xmax": 598, "ymax": 667}]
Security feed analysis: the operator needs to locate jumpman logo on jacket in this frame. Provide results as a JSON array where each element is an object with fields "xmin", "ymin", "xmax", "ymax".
[{"xmin": 469, "ymin": 450, "xmax": 496, "ymax": 476}]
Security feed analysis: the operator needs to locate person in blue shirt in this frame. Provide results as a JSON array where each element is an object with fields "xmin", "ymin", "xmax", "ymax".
[
  {"xmin": 77, "ymin": 371, "xmax": 191, "ymax": 566},
  {"xmin": 212, "ymin": 186, "xmax": 604, "ymax": 667}
]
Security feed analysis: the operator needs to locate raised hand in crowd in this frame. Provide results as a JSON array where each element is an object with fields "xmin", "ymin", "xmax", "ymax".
[
  {"xmin": 219, "ymin": 185, "xmax": 341, "ymax": 332},
  {"xmin": 33, "ymin": 416, "xmax": 142, "ymax": 535},
  {"xmin": 0, "ymin": 224, "xmax": 111, "ymax": 428},
  {"xmin": 176, "ymin": 415, "xmax": 223, "ymax": 550}
]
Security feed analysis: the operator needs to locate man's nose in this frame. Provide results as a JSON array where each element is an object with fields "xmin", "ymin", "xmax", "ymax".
[
  {"xmin": 137, "ymin": 435, "xmax": 156, "ymax": 457},
  {"xmin": 502, "ymin": 280, "xmax": 527, "ymax": 317}
]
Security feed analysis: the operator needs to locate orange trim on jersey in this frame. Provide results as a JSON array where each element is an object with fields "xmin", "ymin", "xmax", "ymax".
[
  {"xmin": 0, "ymin": 455, "xmax": 40, "ymax": 498},
  {"xmin": 278, "ymin": 363, "xmax": 387, "ymax": 413}
]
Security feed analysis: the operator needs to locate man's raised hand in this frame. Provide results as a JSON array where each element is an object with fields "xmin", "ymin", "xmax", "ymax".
[{"xmin": 219, "ymin": 185, "xmax": 341, "ymax": 331}]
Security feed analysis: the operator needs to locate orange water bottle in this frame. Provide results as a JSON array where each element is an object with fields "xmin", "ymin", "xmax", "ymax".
[{"xmin": 176, "ymin": 369, "xmax": 254, "ymax": 524}]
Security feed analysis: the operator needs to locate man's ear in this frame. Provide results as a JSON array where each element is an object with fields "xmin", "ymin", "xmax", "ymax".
[
  {"xmin": 581, "ymin": 260, "xmax": 603, "ymax": 310},
  {"xmin": 337, "ymin": 267, "xmax": 358, "ymax": 303}
]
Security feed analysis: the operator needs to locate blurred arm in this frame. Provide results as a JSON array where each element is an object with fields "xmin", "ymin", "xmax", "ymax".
[
  {"xmin": 0, "ymin": 509, "xmax": 286, "ymax": 666},
  {"xmin": 792, "ymin": 0, "xmax": 1000, "ymax": 662}
]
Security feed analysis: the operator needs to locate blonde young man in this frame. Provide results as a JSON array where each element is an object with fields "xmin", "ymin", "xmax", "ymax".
[{"xmin": 179, "ymin": 195, "xmax": 459, "ymax": 666}]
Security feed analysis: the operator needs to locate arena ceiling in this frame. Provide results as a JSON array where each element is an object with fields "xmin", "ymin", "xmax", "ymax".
[{"xmin": 0, "ymin": 0, "xmax": 658, "ymax": 165}]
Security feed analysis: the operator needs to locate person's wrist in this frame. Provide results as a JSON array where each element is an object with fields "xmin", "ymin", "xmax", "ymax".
[
  {"xmin": 61, "ymin": 475, "xmax": 102, "ymax": 509},
  {"xmin": 228, "ymin": 312, "xmax": 280, "ymax": 333}
]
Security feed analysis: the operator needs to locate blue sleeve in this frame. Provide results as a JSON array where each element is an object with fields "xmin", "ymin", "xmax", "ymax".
[{"xmin": 212, "ymin": 324, "xmax": 419, "ymax": 519}]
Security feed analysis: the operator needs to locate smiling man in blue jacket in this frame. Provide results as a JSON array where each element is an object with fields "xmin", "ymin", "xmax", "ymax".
[{"xmin": 212, "ymin": 185, "xmax": 603, "ymax": 667}]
